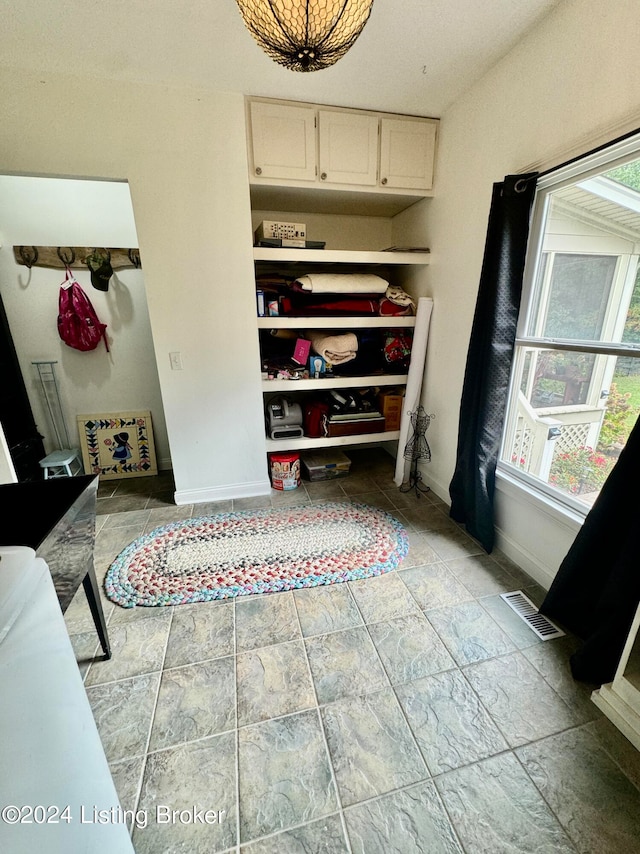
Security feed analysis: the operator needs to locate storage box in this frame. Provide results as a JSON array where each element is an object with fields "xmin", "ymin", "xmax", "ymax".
[
  {"xmin": 378, "ymin": 389, "xmax": 405, "ymax": 431},
  {"xmin": 255, "ymin": 220, "xmax": 306, "ymax": 241},
  {"xmin": 301, "ymin": 450, "xmax": 351, "ymax": 481},
  {"xmin": 326, "ymin": 415, "xmax": 386, "ymax": 437}
]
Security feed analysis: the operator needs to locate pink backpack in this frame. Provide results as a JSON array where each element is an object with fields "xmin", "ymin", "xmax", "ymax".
[{"xmin": 57, "ymin": 268, "xmax": 109, "ymax": 352}]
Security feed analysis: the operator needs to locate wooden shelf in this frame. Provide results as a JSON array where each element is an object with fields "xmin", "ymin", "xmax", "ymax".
[
  {"xmin": 257, "ymin": 316, "xmax": 416, "ymax": 329},
  {"xmin": 253, "ymin": 247, "xmax": 430, "ymax": 265},
  {"xmin": 265, "ymin": 430, "xmax": 400, "ymax": 452},
  {"xmin": 262, "ymin": 374, "xmax": 408, "ymax": 392}
]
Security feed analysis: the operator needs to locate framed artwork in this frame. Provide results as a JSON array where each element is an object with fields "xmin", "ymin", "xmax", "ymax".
[{"xmin": 77, "ymin": 411, "xmax": 158, "ymax": 479}]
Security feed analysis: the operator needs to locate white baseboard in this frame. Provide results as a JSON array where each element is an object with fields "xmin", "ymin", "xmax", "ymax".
[
  {"xmin": 174, "ymin": 478, "xmax": 272, "ymax": 506},
  {"xmin": 493, "ymin": 524, "xmax": 554, "ymax": 590}
]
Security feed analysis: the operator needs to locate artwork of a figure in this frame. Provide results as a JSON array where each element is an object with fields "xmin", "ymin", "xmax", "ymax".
[{"xmin": 111, "ymin": 432, "xmax": 132, "ymax": 462}]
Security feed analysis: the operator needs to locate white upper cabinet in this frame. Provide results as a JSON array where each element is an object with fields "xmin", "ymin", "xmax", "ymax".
[
  {"xmin": 318, "ymin": 110, "xmax": 378, "ymax": 186},
  {"xmin": 247, "ymin": 98, "xmax": 439, "ymax": 207},
  {"xmin": 249, "ymin": 100, "xmax": 316, "ymax": 182},
  {"xmin": 379, "ymin": 118, "xmax": 437, "ymax": 191}
]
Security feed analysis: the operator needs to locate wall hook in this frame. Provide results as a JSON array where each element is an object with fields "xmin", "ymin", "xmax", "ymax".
[
  {"xmin": 19, "ymin": 246, "xmax": 39, "ymax": 268},
  {"xmin": 57, "ymin": 246, "xmax": 76, "ymax": 266},
  {"xmin": 128, "ymin": 248, "xmax": 141, "ymax": 268}
]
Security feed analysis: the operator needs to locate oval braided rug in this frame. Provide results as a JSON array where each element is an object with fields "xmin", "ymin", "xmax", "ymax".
[{"xmin": 105, "ymin": 501, "xmax": 409, "ymax": 608}]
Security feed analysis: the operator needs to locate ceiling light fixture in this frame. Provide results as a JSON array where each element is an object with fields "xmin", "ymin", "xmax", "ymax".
[{"xmin": 235, "ymin": 0, "xmax": 374, "ymax": 73}]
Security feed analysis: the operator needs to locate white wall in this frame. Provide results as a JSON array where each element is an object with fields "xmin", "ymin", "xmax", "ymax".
[
  {"xmin": 0, "ymin": 70, "xmax": 268, "ymax": 502},
  {"xmin": 422, "ymin": 0, "xmax": 640, "ymax": 586},
  {"xmin": 0, "ymin": 176, "xmax": 171, "ymax": 468}
]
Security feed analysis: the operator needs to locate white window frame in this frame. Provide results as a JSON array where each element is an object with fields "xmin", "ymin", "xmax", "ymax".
[{"xmin": 498, "ymin": 131, "xmax": 640, "ymax": 519}]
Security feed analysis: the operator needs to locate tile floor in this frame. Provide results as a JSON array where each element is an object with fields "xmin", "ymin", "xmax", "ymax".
[{"xmin": 65, "ymin": 449, "xmax": 640, "ymax": 853}]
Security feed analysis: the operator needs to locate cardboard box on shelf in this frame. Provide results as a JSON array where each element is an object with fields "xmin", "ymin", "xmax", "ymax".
[{"xmin": 377, "ymin": 389, "xmax": 405, "ymax": 431}]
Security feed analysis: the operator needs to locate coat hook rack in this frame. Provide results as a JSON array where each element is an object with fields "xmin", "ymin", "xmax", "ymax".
[
  {"xmin": 12, "ymin": 245, "xmax": 143, "ymax": 271},
  {"xmin": 19, "ymin": 245, "xmax": 39, "ymax": 268}
]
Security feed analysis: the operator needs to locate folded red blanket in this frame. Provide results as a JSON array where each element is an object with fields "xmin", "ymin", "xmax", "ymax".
[{"xmin": 280, "ymin": 296, "xmax": 379, "ymax": 316}]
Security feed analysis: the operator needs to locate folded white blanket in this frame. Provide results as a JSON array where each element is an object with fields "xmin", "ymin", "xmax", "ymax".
[
  {"xmin": 296, "ymin": 273, "xmax": 388, "ymax": 294},
  {"xmin": 307, "ymin": 331, "xmax": 358, "ymax": 365}
]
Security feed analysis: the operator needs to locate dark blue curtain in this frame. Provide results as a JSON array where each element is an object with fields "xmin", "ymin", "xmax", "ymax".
[
  {"xmin": 449, "ymin": 173, "xmax": 538, "ymax": 552},
  {"xmin": 540, "ymin": 414, "xmax": 640, "ymax": 684}
]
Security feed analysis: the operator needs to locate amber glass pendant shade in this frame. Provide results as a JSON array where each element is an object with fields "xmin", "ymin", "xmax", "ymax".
[{"xmin": 235, "ymin": 0, "xmax": 374, "ymax": 72}]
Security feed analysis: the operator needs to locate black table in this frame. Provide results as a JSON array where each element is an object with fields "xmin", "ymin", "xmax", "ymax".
[{"xmin": 0, "ymin": 475, "xmax": 111, "ymax": 658}]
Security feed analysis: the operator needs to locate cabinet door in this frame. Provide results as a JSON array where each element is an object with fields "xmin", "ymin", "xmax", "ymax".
[
  {"xmin": 318, "ymin": 110, "xmax": 378, "ymax": 186},
  {"xmin": 379, "ymin": 118, "xmax": 437, "ymax": 191},
  {"xmin": 250, "ymin": 101, "xmax": 317, "ymax": 181}
]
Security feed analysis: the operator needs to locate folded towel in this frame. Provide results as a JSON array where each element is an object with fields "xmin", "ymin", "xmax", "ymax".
[
  {"xmin": 307, "ymin": 331, "xmax": 358, "ymax": 365},
  {"xmin": 295, "ymin": 273, "xmax": 388, "ymax": 294}
]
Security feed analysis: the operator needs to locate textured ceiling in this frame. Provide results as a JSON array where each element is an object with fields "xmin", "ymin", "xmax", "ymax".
[{"xmin": 1, "ymin": 0, "xmax": 562, "ymax": 117}]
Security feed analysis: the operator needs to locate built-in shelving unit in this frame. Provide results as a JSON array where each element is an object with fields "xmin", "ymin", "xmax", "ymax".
[{"xmin": 255, "ymin": 246, "xmax": 427, "ymax": 454}]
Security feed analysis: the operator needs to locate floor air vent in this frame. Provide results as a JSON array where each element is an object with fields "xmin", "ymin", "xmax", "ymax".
[{"xmin": 500, "ymin": 591, "xmax": 565, "ymax": 640}]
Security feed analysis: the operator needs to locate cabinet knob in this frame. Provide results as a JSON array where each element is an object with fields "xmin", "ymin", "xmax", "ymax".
[
  {"xmin": 320, "ymin": 172, "xmax": 327, "ymax": 181},
  {"xmin": 381, "ymin": 177, "xmax": 388, "ymax": 185},
  {"xmin": 255, "ymin": 166, "xmax": 262, "ymax": 176}
]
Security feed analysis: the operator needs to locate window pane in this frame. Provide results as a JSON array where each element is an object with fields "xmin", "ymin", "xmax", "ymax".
[
  {"xmin": 504, "ymin": 348, "xmax": 640, "ymax": 509},
  {"xmin": 542, "ymin": 254, "xmax": 616, "ymax": 340}
]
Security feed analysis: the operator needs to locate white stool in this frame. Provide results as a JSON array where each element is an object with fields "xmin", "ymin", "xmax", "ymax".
[{"xmin": 39, "ymin": 449, "xmax": 83, "ymax": 479}]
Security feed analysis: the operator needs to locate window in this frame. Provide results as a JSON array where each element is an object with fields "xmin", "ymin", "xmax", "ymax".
[{"xmin": 501, "ymin": 139, "xmax": 640, "ymax": 513}]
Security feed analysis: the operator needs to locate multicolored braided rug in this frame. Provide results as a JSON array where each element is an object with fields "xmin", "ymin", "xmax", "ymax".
[{"xmin": 105, "ymin": 502, "xmax": 409, "ymax": 608}]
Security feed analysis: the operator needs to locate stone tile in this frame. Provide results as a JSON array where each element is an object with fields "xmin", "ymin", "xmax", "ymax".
[
  {"xmin": 423, "ymin": 529, "xmax": 485, "ymax": 562},
  {"xmin": 293, "ymin": 584, "xmax": 362, "ymax": 637},
  {"xmin": 233, "ymin": 495, "xmax": 273, "ymax": 511},
  {"xmin": 464, "ymin": 651, "xmax": 581, "ymax": 747},
  {"xmin": 144, "ymin": 490, "xmax": 177, "ymax": 508},
  {"xmin": 240, "ymin": 814, "xmax": 349, "ymax": 853},
  {"xmin": 339, "ymin": 473, "xmax": 380, "ymax": 495},
  {"xmin": 235, "ymin": 593, "xmax": 301, "ymax": 652},
  {"xmin": 522, "ymin": 635, "xmax": 601, "ymax": 723},
  {"xmin": 425, "ymin": 601, "xmax": 516, "ymax": 666},
  {"xmin": 164, "ymin": 601, "xmax": 234, "ymax": 668},
  {"xmin": 344, "ymin": 780, "xmax": 464, "ymax": 854},
  {"xmin": 479, "ymin": 594, "xmax": 544, "ymax": 650},
  {"xmin": 96, "ymin": 494, "xmax": 149, "ymax": 515},
  {"xmin": 149, "ymin": 657, "xmax": 235, "ymax": 751},
  {"xmin": 101, "ymin": 509, "xmax": 152, "ymax": 530},
  {"xmin": 238, "ymin": 710, "xmax": 337, "ymax": 843},
  {"xmin": 517, "ymin": 726, "xmax": 640, "ymax": 853},
  {"xmin": 84, "ymin": 615, "xmax": 171, "ymax": 686},
  {"xmin": 237, "ymin": 641, "xmax": 316, "ymax": 726},
  {"xmin": 64, "ymin": 585, "xmax": 114, "ymax": 634},
  {"xmin": 349, "ymin": 573, "xmax": 420, "ymax": 623},
  {"xmin": 69, "ymin": 631, "xmax": 101, "ymax": 680},
  {"xmin": 435, "ymin": 752, "xmax": 575, "ymax": 853},
  {"xmin": 394, "ymin": 502, "xmax": 453, "ymax": 532},
  {"xmin": 134, "ymin": 732, "xmax": 236, "ymax": 853},
  {"xmin": 446, "ymin": 554, "xmax": 520, "ymax": 597},
  {"xmin": 109, "ymin": 755, "xmax": 145, "ymax": 815},
  {"xmin": 190, "ymin": 500, "xmax": 233, "ymax": 516},
  {"xmin": 400, "ymin": 562, "xmax": 474, "ymax": 611},
  {"xmin": 399, "ymin": 531, "xmax": 440, "ymax": 568},
  {"xmin": 303, "ymin": 480, "xmax": 348, "ymax": 500},
  {"xmin": 396, "ymin": 670, "xmax": 508, "ymax": 774},
  {"xmin": 321, "ymin": 688, "xmax": 427, "ymax": 806},
  {"xmin": 586, "ymin": 717, "xmax": 640, "ymax": 790},
  {"xmin": 269, "ymin": 487, "xmax": 310, "ymax": 506},
  {"xmin": 367, "ymin": 612, "xmax": 455, "ymax": 684},
  {"xmin": 86, "ymin": 672, "xmax": 160, "ymax": 762},
  {"xmin": 345, "ymin": 490, "xmax": 397, "ymax": 512},
  {"xmin": 108, "ymin": 602, "xmax": 174, "ymax": 626},
  {"xmin": 144, "ymin": 504, "xmax": 196, "ymax": 531},
  {"xmin": 305, "ymin": 626, "xmax": 388, "ymax": 704},
  {"xmin": 94, "ymin": 524, "xmax": 146, "ymax": 565}
]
